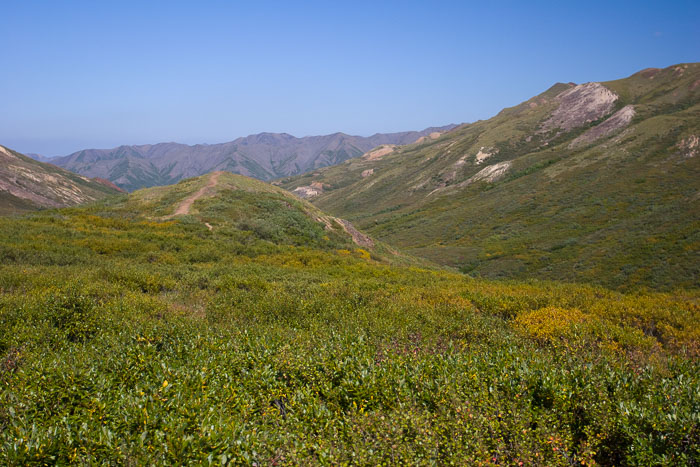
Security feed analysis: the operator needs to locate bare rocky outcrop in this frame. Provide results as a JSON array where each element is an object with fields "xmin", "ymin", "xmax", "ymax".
[
  {"xmin": 362, "ymin": 145, "xmax": 395, "ymax": 161},
  {"xmin": 475, "ymin": 147, "xmax": 498, "ymax": 164},
  {"xmin": 361, "ymin": 168, "xmax": 374, "ymax": 178},
  {"xmin": 429, "ymin": 161, "xmax": 512, "ymax": 196},
  {"xmin": 0, "ymin": 146, "xmax": 16, "ymax": 159},
  {"xmin": 569, "ymin": 105, "xmax": 636, "ymax": 147},
  {"xmin": 465, "ymin": 161, "xmax": 511, "ymax": 184},
  {"xmin": 540, "ymin": 82, "xmax": 618, "ymax": 132},
  {"xmin": 292, "ymin": 181, "xmax": 329, "ymax": 199},
  {"xmin": 293, "ymin": 186, "xmax": 321, "ymax": 199},
  {"xmin": 678, "ymin": 135, "xmax": 699, "ymax": 158}
]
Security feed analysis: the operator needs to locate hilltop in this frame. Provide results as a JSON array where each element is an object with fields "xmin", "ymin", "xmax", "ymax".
[
  {"xmin": 119, "ymin": 171, "xmax": 414, "ymax": 263},
  {"xmin": 279, "ymin": 63, "xmax": 700, "ymax": 290},
  {"xmin": 0, "ymin": 144, "xmax": 123, "ymax": 215},
  {"xmin": 50, "ymin": 125, "xmax": 457, "ymax": 192}
]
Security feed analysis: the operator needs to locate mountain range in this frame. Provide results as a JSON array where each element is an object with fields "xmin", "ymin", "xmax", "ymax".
[
  {"xmin": 50, "ymin": 125, "xmax": 457, "ymax": 192},
  {"xmin": 279, "ymin": 63, "xmax": 700, "ymax": 290}
]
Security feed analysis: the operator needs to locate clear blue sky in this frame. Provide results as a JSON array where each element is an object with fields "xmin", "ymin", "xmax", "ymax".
[{"xmin": 1, "ymin": 0, "xmax": 698, "ymax": 156}]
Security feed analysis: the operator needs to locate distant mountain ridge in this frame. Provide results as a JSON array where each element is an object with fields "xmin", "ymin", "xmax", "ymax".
[
  {"xmin": 51, "ymin": 125, "xmax": 458, "ymax": 191},
  {"xmin": 26, "ymin": 153, "xmax": 56, "ymax": 163}
]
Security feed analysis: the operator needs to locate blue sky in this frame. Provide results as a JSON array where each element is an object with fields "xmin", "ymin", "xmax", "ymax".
[{"xmin": 1, "ymin": 1, "xmax": 698, "ymax": 156}]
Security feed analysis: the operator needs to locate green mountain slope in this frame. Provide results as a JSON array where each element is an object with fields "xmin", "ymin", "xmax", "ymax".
[
  {"xmin": 1, "ymin": 170, "xmax": 698, "ymax": 464},
  {"xmin": 278, "ymin": 63, "xmax": 700, "ymax": 290},
  {"xmin": 0, "ymin": 144, "xmax": 123, "ymax": 214}
]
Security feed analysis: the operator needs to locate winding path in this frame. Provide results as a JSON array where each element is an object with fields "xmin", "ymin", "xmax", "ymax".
[
  {"xmin": 166, "ymin": 172, "xmax": 221, "ymax": 229},
  {"xmin": 172, "ymin": 171, "xmax": 221, "ymax": 216}
]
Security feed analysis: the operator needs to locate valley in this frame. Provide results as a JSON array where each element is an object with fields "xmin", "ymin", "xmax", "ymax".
[
  {"xmin": 0, "ymin": 52, "xmax": 698, "ymax": 465},
  {"xmin": 0, "ymin": 172, "xmax": 697, "ymax": 464}
]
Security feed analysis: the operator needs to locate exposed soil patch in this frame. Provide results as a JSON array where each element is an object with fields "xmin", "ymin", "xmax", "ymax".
[
  {"xmin": 313, "ymin": 214, "xmax": 374, "ymax": 248},
  {"xmin": 170, "ymin": 171, "xmax": 221, "ymax": 216},
  {"xmin": 362, "ymin": 145, "xmax": 396, "ymax": 161},
  {"xmin": 475, "ymin": 147, "xmax": 498, "ymax": 164},
  {"xmin": 414, "ymin": 132, "xmax": 442, "ymax": 144},
  {"xmin": 336, "ymin": 219, "xmax": 374, "ymax": 248}
]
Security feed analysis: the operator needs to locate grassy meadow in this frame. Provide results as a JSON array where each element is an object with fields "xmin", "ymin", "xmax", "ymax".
[{"xmin": 0, "ymin": 174, "xmax": 698, "ymax": 465}]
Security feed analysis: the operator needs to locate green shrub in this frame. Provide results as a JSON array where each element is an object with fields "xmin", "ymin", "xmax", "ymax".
[{"xmin": 43, "ymin": 285, "xmax": 100, "ymax": 342}]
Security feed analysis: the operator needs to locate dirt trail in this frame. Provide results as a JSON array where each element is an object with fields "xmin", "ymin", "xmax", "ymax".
[{"xmin": 170, "ymin": 171, "xmax": 221, "ymax": 217}]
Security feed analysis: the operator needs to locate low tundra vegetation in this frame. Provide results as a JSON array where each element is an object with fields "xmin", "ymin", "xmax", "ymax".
[{"xmin": 0, "ymin": 182, "xmax": 698, "ymax": 465}]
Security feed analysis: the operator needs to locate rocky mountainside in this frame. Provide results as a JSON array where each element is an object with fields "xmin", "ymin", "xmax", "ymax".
[
  {"xmin": 0, "ymin": 144, "xmax": 123, "ymax": 214},
  {"xmin": 279, "ymin": 63, "xmax": 700, "ymax": 290},
  {"xmin": 51, "ymin": 126, "xmax": 457, "ymax": 192}
]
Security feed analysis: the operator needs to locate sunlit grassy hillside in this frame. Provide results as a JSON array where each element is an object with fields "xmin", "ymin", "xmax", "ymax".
[
  {"xmin": 279, "ymin": 64, "xmax": 700, "ymax": 291},
  {"xmin": 0, "ymin": 172, "xmax": 698, "ymax": 465}
]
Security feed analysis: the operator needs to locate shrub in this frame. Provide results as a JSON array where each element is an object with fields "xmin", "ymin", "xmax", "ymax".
[{"xmin": 42, "ymin": 285, "xmax": 100, "ymax": 342}]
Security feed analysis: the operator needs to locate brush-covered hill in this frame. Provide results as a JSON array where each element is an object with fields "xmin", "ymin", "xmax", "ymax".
[
  {"xmin": 0, "ymin": 170, "xmax": 698, "ymax": 464},
  {"xmin": 116, "ymin": 171, "xmax": 408, "ymax": 263},
  {"xmin": 279, "ymin": 63, "xmax": 700, "ymax": 290},
  {"xmin": 50, "ymin": 125, "xmax": 457, "ymax": 192},
  {"xmin": 0, "ymin": 144, "xmax": 123, "ymax": 214}
]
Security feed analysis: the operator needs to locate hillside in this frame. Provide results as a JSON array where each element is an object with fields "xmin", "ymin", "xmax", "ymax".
[
  {"xmin": 50, "ymin": 125, "xmax": 457, "ymax": 192},
  {"xmin": 0, "ymin": 170, "xmax": 698, "ymax": 464},
  {"xmin": 119, "ymin": 171, "xmax": 411, "ymax": 263},
  {"xmin": 279, "ymin": 63, "xmax": 700, "ymax": 290},
  {"xmin": 0, "ymin": 144, "xmax": 123, "ymax": 214}
]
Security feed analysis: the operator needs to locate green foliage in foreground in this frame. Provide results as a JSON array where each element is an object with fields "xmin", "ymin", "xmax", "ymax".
[{"xmin": 0, "ymin": 196, "xmax": 698, "ymax": 465}]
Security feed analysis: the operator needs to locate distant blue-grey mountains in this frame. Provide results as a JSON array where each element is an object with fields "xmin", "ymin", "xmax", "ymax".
[{"xmin": 51, "ymin": 126, "xmax": 457, "ymax": 191}]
